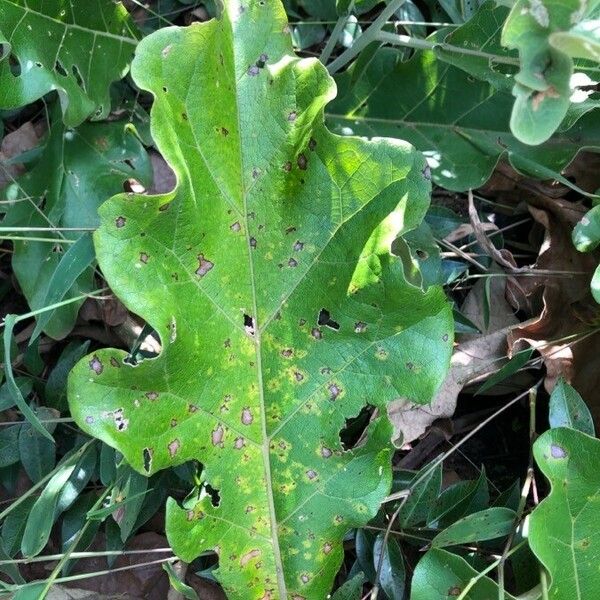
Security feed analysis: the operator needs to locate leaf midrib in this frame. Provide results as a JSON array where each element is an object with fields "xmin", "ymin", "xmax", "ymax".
[{"xmin": 224, "ymin": 16, "xmax": 288, "ymax": 597}]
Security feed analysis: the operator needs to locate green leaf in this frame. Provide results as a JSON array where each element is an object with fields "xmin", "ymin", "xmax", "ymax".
[
  {"xmin": 30, "ymin": 233, "xmax": 96, "ymax": 343},
  {"xmin": 373, "ymin": 533, "xmax": 406, "ymax": 599},
  {"xmin": 475, "ymin": 348, "xmax": 533, "ymax": 394},
  {"xmin": 549, "ymin": 378, "xmax": 595, "ymax": 436},
  {"xmin": 592, "ymin": 263, "xmax": 600, "ymax": 303},
  {"xmin": 328, "ymin": 44, "xmax": 600, "ymax": 191},
  {"xmin": 0, "ymin": 377, "xmax": 32, "ymax": 411},
  {"xmin": 0, "ymin": 0, "xmax": 139, "ymax": 126},
  {"xmin": 45, "ymin": 341, "xmax": 90, "ymax": 411},
  {"xmin": 3, "ymin": 315, "xmax": 53, "ymax": 441},
  {"xmin": 573, "ymin": 204, "xmax": 600, "ymax": 252},
  {"xmin": 1, "ymin": 497, "xmax": 36, "ymax": 557},
  {"xmin": 550, "ymin": 21, "xmax": 600, "ymax": 62},
  {"xmin": 396, "ymin": 463, "xmax": 442, "ymax": 527},
  {"xmin": 1, "ymin": 112, "xmax": 151, "ymax": 339},
  {"xmin": 530, "ymin": 427, "xmax": 600, "ymax": 599},
  {"xmin": 163, "ymin": 561, "xmax": 199, "ymax": 600},
  {"xmin": 411, "ymin": 547, "xmax": 518, "ymax": 600},
  {"xmin": 501, "ymin": 0, "xmax": 600, "ymax": 144},
  {"xmin": 330, "ymin": 572, "xmax": 365, "ymax": 600},
  {"xmin": 67, "ymin": 2, "xmax": 453, "ymax": 597},
  {"xmin": 21, "ymin": 461, "xmax": 79, "ymax": 557},
  {"xmin": 18, "ymin": 406, "xmax": 59, "ymax": 483},
  {"xmin": 428, "ymin": 471, "xmax": 489, "ymax": 528},
  {"xmin": 431, "ymin": 507, "xmax": 516, "ymax": 548},
  {"xmin": 0, "ymin": 425, "xmax": 22, "ymax": 468},
  {"xmin": 436, "ymin": 1, "xmax": 517, "ymax": 90}
]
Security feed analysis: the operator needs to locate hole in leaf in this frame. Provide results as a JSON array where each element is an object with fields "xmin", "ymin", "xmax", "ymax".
[
  {"xmin": 244, "ymin": 314, "xmax": 255, "ymax": 335},
  {"xmin": 339, "ymin": 404, "xmax": 374, "ymax": 450},
  {"xmin": 71, "ymin": 64, "xmax": 85, "ymax": 90},
  {"xmin": 55, "ymin": 60, "xmax": 67, "ymax": 77},
  {"xmin": 318, "ymin": 308, "xmax": 339, "ymax": 330},
  {"xmin": 205, "ymin": 483, "xmax": 221, "ymax": 507},
  {"xmin": 143, "ymin": 448, "xmax": 153, "ymax": 473}
]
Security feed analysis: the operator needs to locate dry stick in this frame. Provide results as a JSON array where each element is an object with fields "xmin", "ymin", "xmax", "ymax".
[
  {"xmin": 497, "ymin": 387, "xmax": 538, "ymax": 599},
  {"xmin": 0, "ymin": 548, "xmax": 175, "ymax": 566},
  {"xmin": 437, "ymin": 237, "xmax": 488, "ymax": 272},
  {"xmin": 371, "ymin": 382, "xmax": 542, "ymax": 599}
]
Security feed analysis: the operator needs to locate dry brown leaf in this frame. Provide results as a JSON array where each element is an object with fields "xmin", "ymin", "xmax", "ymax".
[
  {"xmin": 0, "ymin": 122, "xmax": 41, "ymax": 189},
  {"xmin": 507, "ymin": 195, "xmax": 600, "ymax": 423}
]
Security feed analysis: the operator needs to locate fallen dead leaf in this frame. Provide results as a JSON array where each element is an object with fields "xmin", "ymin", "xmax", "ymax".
[
  {"xmin": 507, "ymin": 194, "xmax": 600, "ymax": 423},
  {"xmin": 0, "ymin": 122, "xmax": 41, "ymax": 189}
]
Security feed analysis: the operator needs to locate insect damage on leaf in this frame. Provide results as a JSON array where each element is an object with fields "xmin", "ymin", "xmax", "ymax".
[{"xmin": 67, "ymin": 1, "xmax": 453, "ymax": 598}]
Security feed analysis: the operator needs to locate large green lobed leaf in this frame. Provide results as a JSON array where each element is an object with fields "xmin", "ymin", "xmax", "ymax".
[
  {"xmin": 530, "ymin": 427, "xmax": 600, "ymax": 599},
  {"xmin": 0, "ymin": 0, "xmax": 139, "ymax": 126},
  {"xmin": 68, "ymin": 1, "xmax": 452, "ymax": 597}
]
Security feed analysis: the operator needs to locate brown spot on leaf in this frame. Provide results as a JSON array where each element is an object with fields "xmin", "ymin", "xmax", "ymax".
[
  {"xmin": 300, "ymin": 574, "xmax": 310, "ymax": 584},
  {"xmin": 85, "ymin": 415, "xmax": 94, "ymax": 424},
  {"xmin": 532, "ymin": 86, "xmax": 560, "ymax": 111},
  {"xmin": 328, "ymin": 384, "xmax": 340, "ymax": 400},
  {"xmin": 323, "ymin": 542, "xmax": 333, "ymax": 554},
  {"xmin": 196, "ymin": 254, "xmax": 214, "ymax": 277},
  {"xmin": 240, "ymin": 548, "xmax": 261, "ymax": 567},
  {"xmin": 242, "ymin": 408, "xmax": 253, "ymax": 425},
  {"xmin": 308, "ymin": 138, "xmax": 317, "ymax": 151},
  {"xmin": 448, "ymin": 587, "xmax": 461, "ymax": 597},
  {"xmin": 89, "ymin": 355, "xmax": 103, "ymax": 375},
  {"xmin": 250, "ymin": 237, "xmax": 257, "ymax": 249},
  {"xmin": 115, "ymin": 216, "xmax": 126, "ymax": 228},
  {"xmin": 162, "ymin": 44, "xmax": 172, "ymax": 57},
  {"xmin": 168, "ymin": 439, "xmax": 180, "ymax": 457},
  {"xmin": 212, "ymin": 424, "xmax": 224, "ymax": 446},
  {"xmin": 220, "ymin": 127, "xmax": 229, "ymax": 136},
  {"xmin": 321, "ymin": 447, "xmax": 332, "ymax": 458},
  {"xmin": 248, "ymin": 65, "xmax": 260, "ymax": 76},
  {"xmin": 297, "ymin": 153, "xmax": 307, "ymax": 170},
  {"xmin": 306, "ymin": 469, "xmax": 317, "ymax": 480},
  {"xmin": 139, "ymin": 252, "xmax": 149, "ymax": 264},
  {"xmin": 170, "ymin": 419, "xmax": 177, "ymax": 427},
  {"xmin": 188, "ymin": 404, "xmax": 198, "ymax": 413},
  {"xmin": 294, "ymin": 371, "xmax": 304, "ymax": 382},
  {"xmin": 234, "ymin": 437, "xmax": 245, "ymax": 449},
  {"xmin": 288, "ymin": 111, "xmax": 297, "ymax": 122},
  {"xmin": 145, "ymin": 391, "xmax": 159, "ymax": 401},
  {"xmin": 293, "ymin": 240, "xmax": 304, "ymax": 251},
  {"xmin": 230, "ymin": 221, "xmax": 241, "ymax": 232},
  {"xmin": 283, "ymin": 161, "xmax": 292, "ymax": 172},
  {"xmin": 288, "ymin": 258, "xmax": 298, "ymax": 268},
  {"xmin": 551, "ymin": 444, "xmax": 567, "ymax": 458},
  {"xmin": 281, "ymin": 348, "xmax": 293, "ymax": 358},
  {"xmin": 311, "ymin": 327, "xmax": 322, "ymax": 340},
  {"xmin": 110, "ymin": 357, "xmax": 120, "ymax": 368}
]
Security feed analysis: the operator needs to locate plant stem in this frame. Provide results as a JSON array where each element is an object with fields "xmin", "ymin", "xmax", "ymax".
[
  {"xmin": 320, "ymin": 1, "xmax": 356, "ymax": 65},
  {"xmin": 327, "ymin": 0, "xmax": 407, "ymax": 74},
  {"xmin": 377, "ymin": 31, "xmax": 520, "ymax": 65}
]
